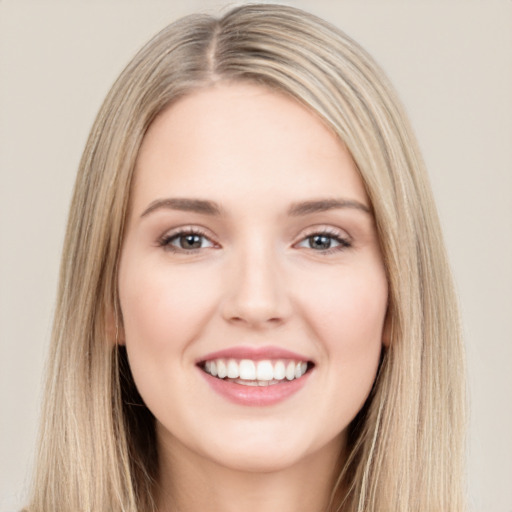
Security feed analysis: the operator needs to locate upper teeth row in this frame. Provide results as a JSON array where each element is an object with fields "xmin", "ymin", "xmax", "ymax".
[{"xmin": 204, "ymin": 359, "xmax": 308, "ymax": 381}]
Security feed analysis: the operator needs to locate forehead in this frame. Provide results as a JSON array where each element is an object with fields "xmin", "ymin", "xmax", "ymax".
[{"xmin": 132, "ymin": 82, "xmax": 368, "ymax": 214}]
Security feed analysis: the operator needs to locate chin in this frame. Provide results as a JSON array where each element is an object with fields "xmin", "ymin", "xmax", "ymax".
[
  {"xmin": 181, "ymin": 418, "xmax": 345, "ymax": 476},
  {"xmin": 210, "ymin": 441, "xmax": 308, "ymax": 474}
]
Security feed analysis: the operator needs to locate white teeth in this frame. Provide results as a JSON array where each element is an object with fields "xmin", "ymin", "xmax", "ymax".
[
  {"xmin": 227, "ymin": 359, "xmax": 239, "ymax": 379},
  {"xmin": 217, "ymin": 360, "xmax": 227, "ymax": 379},
  {"xmin": 239, "ymin": 359, "xmax": 256, "ymax": 380},
  {"xmin": 256, "ymin": 360, "xmax": 274, "ymax": 381},
  {"xmin": 274, "ymin": 361, "xmax": 286, "ymax": 380},
  {"xmin": 285, "ymin": 361, "xmax": 296, "ymax": 380},
  {"xmin": 203, "ymin": 357, "xmax": 309, "ymax": 382}
]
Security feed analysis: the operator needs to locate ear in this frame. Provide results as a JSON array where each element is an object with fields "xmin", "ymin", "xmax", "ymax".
[{"xmin": 106, "ymin": 303, "xmax": 125, "ymax": 346}]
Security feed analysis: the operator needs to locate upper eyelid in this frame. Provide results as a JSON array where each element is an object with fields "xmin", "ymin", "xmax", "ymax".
[
  {"xmin": 293, "ymin": 230, "xmax": 352, "ymax": 252},
  {"xmin": 160, "ymin": 225, "xmax": 215, "ymax": 239},
  {"xmin": 295, "ymin": 225, "xmax": 351, "ymax": 242},
  {"xmin": 157, "ymin": 226, "xmax": 217, "ymax": 250}
]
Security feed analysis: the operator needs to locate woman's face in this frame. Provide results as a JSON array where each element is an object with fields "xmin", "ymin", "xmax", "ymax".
[{"xmin": 118, "ymin": 82, "xmax": 388, "ymax": 474}]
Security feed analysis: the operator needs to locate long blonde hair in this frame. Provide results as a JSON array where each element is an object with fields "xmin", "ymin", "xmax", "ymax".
[{"xmin": 27, "ymin": 4, "xmax": 465, "ymax": 511}]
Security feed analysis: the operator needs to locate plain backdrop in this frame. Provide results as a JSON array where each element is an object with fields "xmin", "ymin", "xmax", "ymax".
[{"xmin": 0, "ymin": 1, "xmax": 511, "ymax": 511}]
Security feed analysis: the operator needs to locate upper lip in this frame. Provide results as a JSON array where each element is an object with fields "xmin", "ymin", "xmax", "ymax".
[{"xmin": 196, "ymin": 346, "xmax": 313, "ymax": 364}]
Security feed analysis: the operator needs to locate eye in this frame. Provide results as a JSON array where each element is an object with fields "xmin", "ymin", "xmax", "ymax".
[
  {"xmin": 159, "ymin": 228, "xmax": 216, "ymax": 253},
  {"xmin": 296, "ymin": 230, "xmax": 351, "ymax": 254}
]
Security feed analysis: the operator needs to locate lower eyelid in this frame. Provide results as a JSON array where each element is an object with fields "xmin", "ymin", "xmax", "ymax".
[
  {"xmin": 296, "ymin": 236, "xmax": 350, "ymax": 249},
  {"xmin": 158, "ymin": 228, "xmax": 216, "ymax": 250},
  {"xmin": 157, "ymin": 227, "xmax": 351, "ymax": 252}
]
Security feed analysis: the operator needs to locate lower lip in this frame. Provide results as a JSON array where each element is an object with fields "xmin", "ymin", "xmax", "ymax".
[{"xmin": 199, "ymin": 369, "xmax": 311, "ymax": 406}]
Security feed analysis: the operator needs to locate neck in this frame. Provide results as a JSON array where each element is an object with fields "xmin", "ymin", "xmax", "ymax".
[{"xmin": 155, "ymin": 433, "xmax": 345, "ymax": 512}]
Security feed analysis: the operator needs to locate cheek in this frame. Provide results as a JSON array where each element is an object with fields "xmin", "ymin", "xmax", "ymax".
[
  {"xmin": 118, "ymin": 259, "xmax": 221, "ymax": 412},
  {"xmin": 119, "ymin": 261, "xmax": 219, "ymax": 350},
  {"xmin": 297, "ymin": 265, "xmax": 387, "ymax": 396},
  {"xmin": 320, "ymin": 278, "xmax": 386, "ymax": 432},
  {"xmin": 300, "ymin": 264, "xmax": 387, "ymax": 342}
]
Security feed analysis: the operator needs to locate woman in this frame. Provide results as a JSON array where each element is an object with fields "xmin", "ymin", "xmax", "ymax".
[{"xmin": 25, "ymin": 4, "xmax": 466, "ymax": 511}]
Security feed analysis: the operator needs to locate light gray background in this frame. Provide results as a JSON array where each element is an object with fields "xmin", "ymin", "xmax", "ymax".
[{"xmin": 1, "ymin": 1, "xmax": 511, "ymax": 511}]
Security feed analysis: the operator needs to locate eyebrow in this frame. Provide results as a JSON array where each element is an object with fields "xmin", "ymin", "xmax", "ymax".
[
  {"xmin": 140, "ymin": 197, "xmax": 371, "ymax": 218},
  {"xmin": 141, "ymin": 198, "xmax": 224, "ymax": 217},
  {"xmin": 287, "ymin": 198, "xmax": 371, "ymax": 216}
]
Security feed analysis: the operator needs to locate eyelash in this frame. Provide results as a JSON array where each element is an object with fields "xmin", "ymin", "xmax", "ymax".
[
  {"xmin": 297, "ymin": 227, "xmax": 352, "ymax": 255},
  {"xmin": 158, "ymin": 227, "xmax": 214, "ymax": 254},
  {"xmin": 157, "ymin": 227, "xmax": 352, "ymax": 255}
]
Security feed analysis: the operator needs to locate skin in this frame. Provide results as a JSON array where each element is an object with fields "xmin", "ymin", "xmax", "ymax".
[{"xmin": 118, "ymin": 82, "xmax": 389, "ymax": 512}]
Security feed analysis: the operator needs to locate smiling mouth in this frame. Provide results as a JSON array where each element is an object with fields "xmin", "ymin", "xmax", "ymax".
[{"xmin": 199, "ymin": 358, "xmax": 313, "ymax": 386}]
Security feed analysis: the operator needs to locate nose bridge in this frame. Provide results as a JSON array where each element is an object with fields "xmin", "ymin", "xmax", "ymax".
[{"xmin": 222, "ymin": 235, "xmax": 290, "ymax": 327}]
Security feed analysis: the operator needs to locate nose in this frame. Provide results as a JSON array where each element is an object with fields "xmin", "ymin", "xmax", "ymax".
[{"xmin": 220, "ymin": 243, "xmax": 292, "ymax": 328}]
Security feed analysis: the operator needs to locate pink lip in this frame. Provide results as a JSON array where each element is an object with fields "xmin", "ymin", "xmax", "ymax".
[
  {"xmin": 196, "ymin": 345, "xmax": 311, "ymax": 363},
  {"xmin": 196, "ymin": 346, "xmax": 314, "ymax": 406},
  {"xmin": 198, "ymin": 368, "xmax": 312, "ymax": 406}
]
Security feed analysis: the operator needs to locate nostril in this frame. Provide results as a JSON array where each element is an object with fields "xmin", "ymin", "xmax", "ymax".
[
  {"xmin": 226, "ymin": 314, "xmax": 285, "ymax": 328},
  {"xmin": 220, "ymin": 271, "xmax": 292, "ymax": 327}
]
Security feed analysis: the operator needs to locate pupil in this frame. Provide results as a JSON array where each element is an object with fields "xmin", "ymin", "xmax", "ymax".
[
  {"xmin": 181, "ymin": 234, "xmax": 202, "ymax": 249},
  {"xmin": 310, "ymin": 235, "xmax": 331, "ymax": 250}
]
